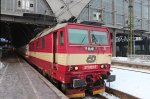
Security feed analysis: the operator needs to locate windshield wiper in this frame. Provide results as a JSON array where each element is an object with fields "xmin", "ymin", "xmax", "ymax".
[
  {"xmin": 91, "ymin": 34, "xmax": 98, "ymax": 44},
  {"xmin": 80, "ymin": 35, "xmax": 86, "ymax": 44}
]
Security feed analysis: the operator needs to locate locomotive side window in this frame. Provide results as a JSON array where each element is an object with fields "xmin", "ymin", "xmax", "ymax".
[
  {"xmin": 68, "ymin": 29, "xmax": 89, "ymax": 44},
  {"xmin": 56, "ymin": 33, "xmax": 58, "ymax": 46},
  {"xmin": 42, "ymin": 37, "xmax": 45, "ymax": 48},
  {"xmin": 36, "ymin": 42, "xmax": 38, "ymax": 49},
  {"xmin": 60, "ymin": 31, "xmax": 64, "ymax": 45},
  {"xmin": 91, "ymin": 31, "xmax": 108, "ymax": 45},
  {"xmin": 31, "ymin": 43, "xmax": 34, "ymax": 50}
]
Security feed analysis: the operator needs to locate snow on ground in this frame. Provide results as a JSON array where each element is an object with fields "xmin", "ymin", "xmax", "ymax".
[
  {"xmin": 106, "ymin": 67, "xmax": 150, "ymax": 99},
  {"xmin": 112, "ymin": 57, "xmax": 128, "ymax": 62},
  {"xmin": 0, "ymin": 61, "xmax": 4, "ymax": 69},
  {"xmin": 112, "ymin": 65, "xmax": 150, "ymax": 74},
  {"xmin": 112, "ymin": 57, "xmax": 150, "ymax": 66},
  {"xmin": 100, "ymin": 92, "xmax": 120, "ymax": 99}
]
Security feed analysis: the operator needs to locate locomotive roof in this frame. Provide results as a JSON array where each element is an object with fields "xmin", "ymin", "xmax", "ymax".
[
  {"xmin": 30, "ymin": 23, "xmax": 67, "ymax": 42},
  {"xmin": 30, "ymin": 23, "xmax": 109, "ymax": 42}
]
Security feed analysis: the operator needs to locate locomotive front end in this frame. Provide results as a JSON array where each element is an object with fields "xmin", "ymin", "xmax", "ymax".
[{"xmin": 63, "ymin": 24, "xmax": 115, "ymax": 98}]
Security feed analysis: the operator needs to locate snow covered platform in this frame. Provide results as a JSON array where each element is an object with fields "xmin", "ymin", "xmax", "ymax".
[
  {"xmin": 0, "ymin": 55, "xmax": 68, "ymax": 99},
  {"xmin": 112, "ymin": 57, "xmax": 150, "ymax": 66},
  {"xmin": 107, "ymin": 66, "xmax": 150, "ymax": 99}
]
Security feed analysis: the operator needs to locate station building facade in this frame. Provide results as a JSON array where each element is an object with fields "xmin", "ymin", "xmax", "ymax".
[{"xmin": 78, "ymin": 0, "xmax": 150, "ymax": 56}]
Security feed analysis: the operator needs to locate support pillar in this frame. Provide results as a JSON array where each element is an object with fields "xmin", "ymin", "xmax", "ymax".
[
  {"xmin": 148, "ymin": 0, "xmax": 150, "ymax": 32},
  {"xmin": 112, "ymin": 29, "xmax": 117, "ymax": 57}
]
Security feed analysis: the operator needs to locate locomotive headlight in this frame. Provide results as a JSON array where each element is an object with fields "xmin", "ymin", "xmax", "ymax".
[
  {"xmin": 100, "ymin": 65, "xmax": 104, "ymax": 68},
  {"xmin": 88, "ymin": 47, "xmax": 91, "ymax": 51},
  {"xmin": 74, "ymin": 66, "xmax": 79, "ymax": 70},
  {"xmin": 91, "ymin": 47, "xmax": 94, "ymax": 51},
  {"xmin": 68, "ymin": 66, "xmax": 79, "ymax": 71}
]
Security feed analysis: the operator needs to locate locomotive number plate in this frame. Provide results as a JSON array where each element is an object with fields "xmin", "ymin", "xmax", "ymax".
[{"xmin": 83, "ymin": 65, "xmax": 98, "ymax": 70}]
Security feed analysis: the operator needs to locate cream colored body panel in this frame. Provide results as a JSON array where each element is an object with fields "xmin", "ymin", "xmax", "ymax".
[
  {"xmin": 30, "ymin": 51, "xmax": 53, "ymax": 62},
  {"xmin": 29, "ymin": 51, "xmax": 112, "ymax": 65},
  {"xmin": 97, "ymin": 54, "xmax": 112, "ymax": 64}
]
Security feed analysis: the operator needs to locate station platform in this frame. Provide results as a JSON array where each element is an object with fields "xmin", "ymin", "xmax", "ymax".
[{"xmin": 0, "ymin": 53, "xmax": 68, "ymax": 99}]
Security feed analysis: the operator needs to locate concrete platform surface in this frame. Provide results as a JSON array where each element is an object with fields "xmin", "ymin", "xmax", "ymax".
[{"xmin": 0, "ymin": 55, "xmax": 68, "ymax": 99}]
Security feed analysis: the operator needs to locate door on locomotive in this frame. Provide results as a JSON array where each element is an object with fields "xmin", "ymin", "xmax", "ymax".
[
  {"xmin": 52, "ymin": 29, "xmax": 66, "ymax": 64},
  {"xmin": 53, "ymin": 32, "xmax": 57, "ymax": 64},
  {"xmin": 51, "ymin": 29, "xmax": 66, "ymax": 86}
]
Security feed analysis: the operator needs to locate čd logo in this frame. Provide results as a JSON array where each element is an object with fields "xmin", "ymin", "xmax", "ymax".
[{"xmin": 86, "ymin": 55, "xmax": 96, "ymax": 63}]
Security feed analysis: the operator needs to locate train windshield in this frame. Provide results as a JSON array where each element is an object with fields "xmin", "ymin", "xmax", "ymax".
[
  {"xmin": 68, "ymin": 28, "xmax": 109, "ymax": 45},
  {"xmin": 91, "ymin": 31, "xmax": 108, "ymax": 45},
  {"xmin": 68, "ymin": 29, "xmax": 89, "ymax": 44}
]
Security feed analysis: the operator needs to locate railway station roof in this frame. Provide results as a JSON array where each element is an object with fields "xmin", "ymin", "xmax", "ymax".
[{"xmin": 45, "ymin": 0, "xmax": 91, "ymax": 22}]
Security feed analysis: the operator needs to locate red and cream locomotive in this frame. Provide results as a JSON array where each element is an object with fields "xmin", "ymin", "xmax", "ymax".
[{"xmin": 19, "ymin": 23, "xmax": 115, "ymax": 98}]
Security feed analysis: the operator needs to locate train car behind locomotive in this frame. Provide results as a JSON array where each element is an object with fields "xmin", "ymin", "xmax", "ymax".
[{"xmin": 20, "ymin": 23, "xmax": 115, "ymax": 98}]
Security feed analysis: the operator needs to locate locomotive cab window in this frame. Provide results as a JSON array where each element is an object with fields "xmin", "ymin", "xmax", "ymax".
[
  {"xmin": 68, "ymin": 29, "xmax": 89, "ymax": 44},
  {"xmin": 60, "ymin": 31, "xmax": 64, "ymax": 45},
  {"xmin": 91, "ymin": 31, "xmax": 108, "ymax": 45}
]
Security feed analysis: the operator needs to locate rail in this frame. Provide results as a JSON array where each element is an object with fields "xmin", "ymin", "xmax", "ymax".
[
  {"xmin": 128, "ymin": 55, "xmax": 150, "ymax": 61},
  {"xmin": 112, "ymin": 61, "xmax": 150, "ymax": 70},
  {"xmin": 83, "ymin": 87, "xmax": 138, "ymax": 99},
  {"xmin": 106, "ymin": 87, "xmax": 138, "ymax": 99}
]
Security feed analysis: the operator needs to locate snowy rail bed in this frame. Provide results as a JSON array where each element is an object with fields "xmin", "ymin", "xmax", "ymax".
[
  {"xmin": 112, "ymin": 57, "xmax": 150, "ymax": 66},
  {"xmin": 0, "ymin": 61, "xmax": 5, "ymax": 70},
  {"xmin": 112, "ymin": 57, "xmax": 150, "ymax": 70},
  {"xmin": 107, "ymin": 67, "xmax": 150, "ymax": 99},
  {"xmin": 112, "ymin": 61, "xmax": 150, "ymax": 70},
  {"xmin": 105, "ymin": 87, "xmax": 138, "ymax": 99}
]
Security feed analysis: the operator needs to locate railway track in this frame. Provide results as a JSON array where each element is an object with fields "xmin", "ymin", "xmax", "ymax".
[
  {"xmin": 112, "ymin": 66, "xmax": 150, "ymax": 74},
  {"xmin": 105, "ymin": 87, "xmax": 138, "ymax": 99},
  {"xmin": 83, "ymin": 87, "xmax": 138, "ymax": 99},
  {"xmin": 112, "ymin": 61, "xmax": 150, "ymax": 70}
]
